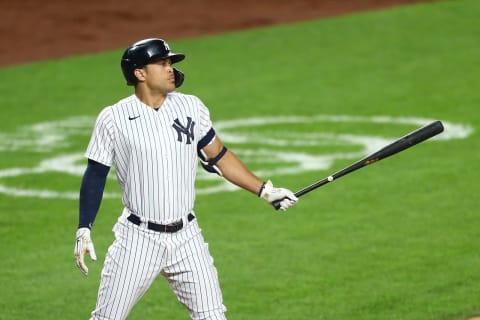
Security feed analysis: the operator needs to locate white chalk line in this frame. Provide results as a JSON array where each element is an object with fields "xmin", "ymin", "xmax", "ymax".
[{"xmin": 0, "ymin": 115, "xmax": 474, "ymax": 199}]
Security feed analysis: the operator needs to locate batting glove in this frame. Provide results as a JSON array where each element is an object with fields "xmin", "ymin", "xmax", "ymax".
[
  {"xmin": 259, "ymin": 180, "xmax": 298, "ymax": 211},
  {"xmin": 74, "ymin": 228, "xmax": 97, "ymax": 276}
]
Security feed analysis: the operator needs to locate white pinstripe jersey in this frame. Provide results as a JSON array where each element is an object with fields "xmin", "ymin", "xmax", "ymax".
[{"xmin": 85, "ymin": 93, "xmax": 213, "ymax": 224}]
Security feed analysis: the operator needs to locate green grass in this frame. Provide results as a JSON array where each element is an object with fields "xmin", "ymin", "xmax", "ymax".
[{"xmin": 1, "ymin": 0, "xmax": 480, "ymax": 319}]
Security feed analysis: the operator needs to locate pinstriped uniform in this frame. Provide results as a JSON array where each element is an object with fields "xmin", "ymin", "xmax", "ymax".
[
  {"xmin": 86, "ymin": 93, "xmax": 227, "ymax": 319},
  {"xmin": 87, "ymin": 93, "xmax": 209, "ymax": 224}
]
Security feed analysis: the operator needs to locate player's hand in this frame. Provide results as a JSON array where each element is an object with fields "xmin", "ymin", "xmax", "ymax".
[
  {"xmin": 74, "ymin": 227, "xmax": 97, "ymax": 276},
  {"xmin": 259, "ymin": 180, "xmax": 298, "ymax": 211}
]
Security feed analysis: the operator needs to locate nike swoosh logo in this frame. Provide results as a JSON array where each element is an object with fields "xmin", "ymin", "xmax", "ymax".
[{"xmin": 129, "ymin": 115, "xmax": 140, "ymax": 121}]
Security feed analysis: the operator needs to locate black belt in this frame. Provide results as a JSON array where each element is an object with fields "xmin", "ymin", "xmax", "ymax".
[{"xmin": 127, "ymin": 213, "xmax": 195, "ymax": 233}]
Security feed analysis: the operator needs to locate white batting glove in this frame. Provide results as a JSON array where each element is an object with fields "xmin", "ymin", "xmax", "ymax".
[
  {"xmin": 259, "ymin": 180, "xmax": 298, "ymax": 211},
  {"xmin": 74, "ymin": 228, "xmax": 97, "ymax": 276}
]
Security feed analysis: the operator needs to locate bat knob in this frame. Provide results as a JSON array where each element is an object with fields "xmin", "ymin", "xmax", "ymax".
[{"xmin": 271, "ymin": 200, "xmax": 282, "ymax": 210}]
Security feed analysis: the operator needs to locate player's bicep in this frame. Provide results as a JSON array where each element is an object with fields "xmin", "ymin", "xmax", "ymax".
[{"xmin": 85, "ymin": 108, "xmax": 115, "ymax": 166}]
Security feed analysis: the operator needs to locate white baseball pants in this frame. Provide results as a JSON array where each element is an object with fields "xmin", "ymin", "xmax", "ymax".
[{"xmin": 89, "ymin": 211, "xmax": 227, "ymax": 320}]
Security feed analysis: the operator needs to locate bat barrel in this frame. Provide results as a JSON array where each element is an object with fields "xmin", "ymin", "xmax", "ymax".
[
  {"xmin": 391, "ymin": 120, "xmax": 444, "ymax": 151},
  {"xmin": 364, "ymin": 120, "xmax": 444, "ymax": 163}
]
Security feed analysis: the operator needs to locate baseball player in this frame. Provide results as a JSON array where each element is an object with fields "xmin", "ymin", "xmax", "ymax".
[{"xmin": 74, "ymin": 38, "xmax": 298, "ymax": 320}]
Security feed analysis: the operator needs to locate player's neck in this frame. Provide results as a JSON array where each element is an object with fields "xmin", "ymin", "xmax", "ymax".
[{"xmin": 135, "ymin": 91, "xmax": 168, "ymax": 110}]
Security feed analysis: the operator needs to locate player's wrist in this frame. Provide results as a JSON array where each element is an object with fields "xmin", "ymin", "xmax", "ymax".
[
  {"xmin": 259, "ymin": 180, "xmax": 276, "ymax": 202},
  {"xmin": 257, "ymin": 181, "xmax": 267, "ymax": 197},
  {"xmin": 76, "ymin": 227, "xmax": 91, "ymax": 238}
]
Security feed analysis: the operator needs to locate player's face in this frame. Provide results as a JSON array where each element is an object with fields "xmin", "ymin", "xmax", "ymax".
[{"xmin": 142, "ymin": 59, "xmax": 176, "ymax": 93}]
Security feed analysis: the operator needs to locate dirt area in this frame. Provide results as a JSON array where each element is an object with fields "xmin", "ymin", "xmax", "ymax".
[{"xmin": 1, "ymin": 0, "xmax": 434, "ymax": 67}]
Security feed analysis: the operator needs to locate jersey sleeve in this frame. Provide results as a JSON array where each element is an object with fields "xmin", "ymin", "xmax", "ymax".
[
  {"xmin": 85, "ymin": 107, "xmax": 115, "ymax": 167},
  {"xmin": 195, "ymin": 96, "xmax": 215, "ymax": 144}
]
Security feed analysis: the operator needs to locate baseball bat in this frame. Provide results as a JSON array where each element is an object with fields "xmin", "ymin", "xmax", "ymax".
[{"xmin": 272, "ymin": 120, "xmax": 444, "ymax": 210}]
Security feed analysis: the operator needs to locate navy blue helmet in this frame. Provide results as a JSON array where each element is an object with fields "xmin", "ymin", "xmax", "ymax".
[{"xmin": 121, "ymin": 38, "xmax": 185, "ymax": 86}]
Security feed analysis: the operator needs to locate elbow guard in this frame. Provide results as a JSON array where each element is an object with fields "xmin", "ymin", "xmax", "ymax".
[
  {"xmin": 198, "ymin": 146, "xmax": 228, "ymax": 176},
  {"xmin": 197, "ymin": 128, "xmax": 227, "ymax": 176}
]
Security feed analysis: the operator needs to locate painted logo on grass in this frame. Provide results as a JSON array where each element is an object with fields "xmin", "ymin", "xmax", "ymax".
[{"xmin": 0, "ymin": 115, "xmax": 473, "ymax": 199}]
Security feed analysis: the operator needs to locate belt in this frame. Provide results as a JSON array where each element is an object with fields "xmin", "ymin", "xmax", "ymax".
[{"xmin": 127, "ymin": 213, "xmax": 195, "ymax": 233}]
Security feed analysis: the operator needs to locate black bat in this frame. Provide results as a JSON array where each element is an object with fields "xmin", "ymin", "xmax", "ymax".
[{"xmin": 272, "ymin": 120, "xmax": 444, "ymax": 210}]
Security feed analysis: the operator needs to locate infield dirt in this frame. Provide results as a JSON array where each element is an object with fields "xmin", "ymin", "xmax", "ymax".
[{"xmin": 2, "ymin": 0, "xmax": 434, "ymax": 66}]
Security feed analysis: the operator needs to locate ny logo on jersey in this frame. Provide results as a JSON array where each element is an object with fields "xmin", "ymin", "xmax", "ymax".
[{"xmin": 172, "ymin": 117, "xmax": 195, "ymax": 144}]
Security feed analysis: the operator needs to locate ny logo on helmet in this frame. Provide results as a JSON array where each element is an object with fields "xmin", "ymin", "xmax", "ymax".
[
  {"xmin": 172, "ymin": 117, "xmax": 195, "ymax": 144},
  {"xmin": 164, "ymin": 42, "xmax": 171, "ymax": 52}
]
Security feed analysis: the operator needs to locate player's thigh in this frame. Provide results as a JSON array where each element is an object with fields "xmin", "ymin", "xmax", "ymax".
[
  {"xmin": 166, "ymin": 226, "xmax": 226, "ymax": 319},
  {"xmin": 92, "ymin": 222, "xmax": 164, "ymax": 319}
]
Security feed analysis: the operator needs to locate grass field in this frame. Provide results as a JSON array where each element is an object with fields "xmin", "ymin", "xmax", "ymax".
[{"xmin": 1, "ymin": 0, "xmax": 479, "ymax": 319}]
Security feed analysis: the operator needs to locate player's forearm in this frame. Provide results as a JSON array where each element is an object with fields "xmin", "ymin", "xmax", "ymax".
[
  {"xmin": 78, "ymin": 159, "xmax": 110, "ymax": 229},
  {"xmin": 217, "ymin": 150, "xmax": 264, "ymax": 195}
]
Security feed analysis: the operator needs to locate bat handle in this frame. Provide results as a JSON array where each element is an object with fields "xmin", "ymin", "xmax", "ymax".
[
  {"xmin": 270, "ymin": 176, "xmax": 332, "ymax": 210},
  {"xmin": 271, "ymin": 191, "xmax": 302, "ymax": 210},
  {"xmin": 271, "ymin": 199, "xmax": 282, "ymax": 210}
]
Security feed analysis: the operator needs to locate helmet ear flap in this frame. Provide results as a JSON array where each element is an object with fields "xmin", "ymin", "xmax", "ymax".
[{"xmin": 173, "ymin": 68, "xmax": 185, "ymax": 88}]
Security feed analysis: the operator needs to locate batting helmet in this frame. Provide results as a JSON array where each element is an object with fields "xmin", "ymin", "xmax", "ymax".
[{"xmin": 121, "ymin": 38, "xmax": 185, "ymax": 86}]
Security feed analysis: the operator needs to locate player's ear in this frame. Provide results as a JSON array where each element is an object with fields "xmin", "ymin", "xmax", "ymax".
[{"xmin": 134, "ymin": 68, "xmax": 146, "ymax": 83}]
